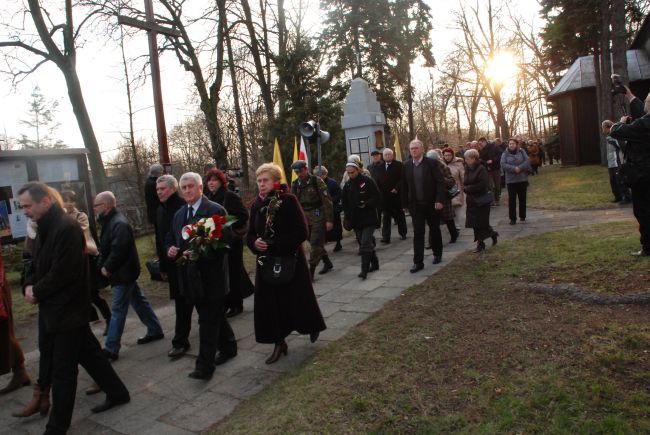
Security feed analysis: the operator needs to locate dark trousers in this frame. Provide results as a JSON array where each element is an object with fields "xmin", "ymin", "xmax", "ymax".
[
  {"xmin": 631, "ymin": 185, "xmax": 650, "ymax": 251},
  {"xmin": 194, "ymin": 298, "xmax": 237, "ymax": 374},
  {"xmin": 488, "ymin": 170, "xmax": 502, "ymax": 201},
  {"xmin": 355, "ymin": 226, "xmax": 376, "ymax": 253},
  {"xmin": 89, "ymin": 288, "xmax": 111, "ymax": 323},
  {"xmin": 172, "ymin": 295, "xmax": 195, "ymax": 349},
  {"xmin": 411, "ymin": 203, "xmax": 442, "ymax": 263},
  {"xmin": 608, "ymin": 167, "xmax": 631, "ymax": 201},
  {"xmin": 507, "ymin": 182, "xmax": 528, "ymax": 222},
  {"xmin": 45, "ymin": 325, "xmax": 129, "ymax": 435},
  {"xmin": 381, "ymin": 196, "xmax": 407, "ymax": 241}
]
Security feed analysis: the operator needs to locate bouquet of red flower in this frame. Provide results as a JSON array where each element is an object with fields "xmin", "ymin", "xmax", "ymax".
[{"xmin": 180, "ymin": 214, "xmax": 236, "ymax": 261}]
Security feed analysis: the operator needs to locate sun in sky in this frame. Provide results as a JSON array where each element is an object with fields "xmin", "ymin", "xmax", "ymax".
[{"xmin": 483, "ymin": 51, "xmax": 518, "ymax": 87}]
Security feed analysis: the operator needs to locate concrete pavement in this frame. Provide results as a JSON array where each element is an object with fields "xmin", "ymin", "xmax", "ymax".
[{"xmin": 0, "ymin": 204, "xmax": 635, "ymax": 434}]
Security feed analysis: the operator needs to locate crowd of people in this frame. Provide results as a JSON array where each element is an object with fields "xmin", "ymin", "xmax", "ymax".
[{"xmin": 3, "ymin": 122, "xmax": 646, "ymax": 434}]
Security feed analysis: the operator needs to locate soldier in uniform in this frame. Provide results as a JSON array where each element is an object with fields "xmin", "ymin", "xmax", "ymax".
[{"xmin": 291, "ymin": 160, "xmax": 334, "ymax": 280}]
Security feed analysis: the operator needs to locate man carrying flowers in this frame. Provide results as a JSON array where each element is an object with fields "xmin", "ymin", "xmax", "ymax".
[{"xmin": 165, "ymin": 172, "xmax": 237, "ymax": 380}]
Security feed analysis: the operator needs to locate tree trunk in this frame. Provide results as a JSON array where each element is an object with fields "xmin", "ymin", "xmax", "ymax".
[
  {"xmin": 611, "ymin": 0, "xmax": 629, "ymax": 117},
  {"xmin": 62, "ymin": 62, "xmax": 108, "ymax": 192},
  {"xmin": 407, "ymin": 68, "xmax": 415, "ymax": 140},
  {"xmin": 240, "ymin": 0, "xmax": 274, "ymax": 123},
  {"xmin": 224, "ymin": 16, "xmax": 249, "ymax": 188},
  {"xmin": 454, "ymin": 89, "xmax": 462, "ymax": 144},
  {"xmin": 276, "ymin": 0, "xmax": 287, "ymax": 118}
]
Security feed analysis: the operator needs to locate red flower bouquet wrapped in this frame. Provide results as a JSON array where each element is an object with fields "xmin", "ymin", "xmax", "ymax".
[{"xmin": 180, "ymin": 214, "xmax": 236, "ymax": 261}]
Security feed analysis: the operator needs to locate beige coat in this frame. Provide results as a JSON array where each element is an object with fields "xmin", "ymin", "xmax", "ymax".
[{"xmin": 446, "ymin": 158, "xmax": 465, "ymax": 207}]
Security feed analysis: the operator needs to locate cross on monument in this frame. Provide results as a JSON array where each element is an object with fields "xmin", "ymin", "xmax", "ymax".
[{"xmin": 118, "ymin": 0, "xmax": 181, "ymax": 168}]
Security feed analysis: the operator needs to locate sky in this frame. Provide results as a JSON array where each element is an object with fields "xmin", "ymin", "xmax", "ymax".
[{"xmin": 0, "ymin": 0, "xmax": 542, "ymax": 156}]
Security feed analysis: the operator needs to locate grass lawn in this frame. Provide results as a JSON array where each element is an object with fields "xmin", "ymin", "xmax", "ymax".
[
  {"xmin": 527, "ymin": 164, "xmax": 617, "ymax": 210},
  {"xmin": 212, "ymin": 220, "xmax": 650, "ymax": 434}
]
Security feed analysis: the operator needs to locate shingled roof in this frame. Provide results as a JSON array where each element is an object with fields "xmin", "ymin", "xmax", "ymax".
[{"xmin": 548, "ymin": 49, "xmax": 650, "ymax": 99}]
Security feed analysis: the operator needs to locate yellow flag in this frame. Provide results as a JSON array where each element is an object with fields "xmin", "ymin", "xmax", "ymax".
[
  {"xmin": 273, "ymin": 138, "xmax": 288, "ymax": 185},
  {"xmin": 291, "ymin": 136, "xmax": 299, "ymax": 182},
  {"xmin": 394, "ymin": 135, "xmax": 403, "ymax": 161}
]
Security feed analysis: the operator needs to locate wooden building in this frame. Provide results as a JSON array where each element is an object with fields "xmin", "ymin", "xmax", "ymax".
[{"xmin": 547, "ymin": 49, "xmax": 650, "ymax": 165}]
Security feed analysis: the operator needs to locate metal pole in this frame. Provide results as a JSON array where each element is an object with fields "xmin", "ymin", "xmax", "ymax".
[{"xmin": 316, "ymin": 123, "xmax": 322, "ymax": 173}]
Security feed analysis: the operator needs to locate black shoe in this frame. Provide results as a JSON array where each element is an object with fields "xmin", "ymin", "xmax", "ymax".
[
  {"xmin": 450, "ymin": 232, "xmax": 458, "ymax": 243},
  {"xmin": 520, "ymin": 218, "xmax": 526, "ymax": 222},
  {"xmin": 310, "ymin": 331, "xmax": 320, "ymax": 343},
  {"xmin": 91, "ymin": 395, "xmax": 130, "ymax": 413},
  {"xmin": 380, "ymin": 239, "xmax": 391, "ymax": 244},
  {"xmin": 188, "ymin": 369, "xmax": 213, "ymax": 380},
  {"xmin": 333, "ymin": 242, "xmax": 342, "ymax": 252},
  {"xmin": 400, "ymin": 235, "xmax": 407, "ymax": 240},
  {"xmin": 432, "ymin": 256, "xmax": 442, "ymax": 264},
  {"xmin": 491, "ymin": 232, "xmax": 499, "ymax": 246},
  {"xmin": 473, "ymin": 242, "xmax": 486, "ymax": 253},
  {"xmin": 167, "ymin": 346, "xmax": 189, "ymax": 358},
  {"xmin": 214, "ymin": 351, "xmax": 237, "ymax": 366},
  {"xmin": 509, "ymin": 220, "xmax": 516, "ymax": 225},
  {"xmin": 319, "ymin": 262, "xmax": 334, "ymax": 274},
  {"xmin": 136, "ymin": 333, "xmax": 164, "ymax": 345},
  {"xmin": 358, "ymin": 270, "xmax": 368, "ymax": 279},
  {"xmin": 225, "ymin": 306, "xmax": 243, "ymax": 318},
  {"xmin": 630, "ymin": 250, "xmax": 650, "ymax": 257},
  {"xmin": 102, "ymin": 349, "xmax": 119, "ymax": 361},
  {"xmin": 410, "ymin": 263, "xmax": 424, "ymax": 273}
]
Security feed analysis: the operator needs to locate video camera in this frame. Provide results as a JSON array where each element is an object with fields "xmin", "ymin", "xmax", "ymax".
[{"xmin": 611, "ymin": 74, "xmax": 627, "ymax": 95}]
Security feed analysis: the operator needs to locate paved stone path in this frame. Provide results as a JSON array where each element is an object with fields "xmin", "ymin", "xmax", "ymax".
[{"xmin": 0, "ymin": 204, "xmax": 635, "ymax": 434}]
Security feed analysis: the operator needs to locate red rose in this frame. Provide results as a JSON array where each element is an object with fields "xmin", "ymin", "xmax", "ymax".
[{"xmin": 273, "ymin": 182, "xmax": 281, "ymax": 191}]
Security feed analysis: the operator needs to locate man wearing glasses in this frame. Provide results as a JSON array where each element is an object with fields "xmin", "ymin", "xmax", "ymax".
[{"xmin": 94, "ymin": 191, "xmax": 164, "ymax": 361}]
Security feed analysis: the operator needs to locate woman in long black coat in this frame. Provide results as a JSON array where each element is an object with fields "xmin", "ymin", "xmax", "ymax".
[
  {"xmin": 247, "ymin": 163, "xmax": 326, "ymax": 364},
  {"xmin": 463, "ymin": 149, "xmax": 499, "ymax": 253},
  {"xmin": 204, "ymin": 168, "xmax": 254, "ymax": 317}
]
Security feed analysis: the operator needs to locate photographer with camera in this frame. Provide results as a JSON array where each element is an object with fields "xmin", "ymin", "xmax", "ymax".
[{"xmin": 609, "ymin": 79, "xmax": 650, "ymax": 257}]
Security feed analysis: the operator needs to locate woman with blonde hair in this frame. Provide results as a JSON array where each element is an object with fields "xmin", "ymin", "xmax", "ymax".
[
  {"xmin": 247, "ymin": 163, "xmax": 326, "ymax": 364},
  {"xmin": 463, "ymin": 149, "xmax": 498, "ymax": 252}
]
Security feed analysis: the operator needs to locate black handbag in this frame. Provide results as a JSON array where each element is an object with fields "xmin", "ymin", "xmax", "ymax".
[
  {"xmin": 258, "ymin": 253, "xmax": 297, "ymax": 285},
  {"xmin": 448, "ymin": 184, "xmax": 461, "ymax": 198},
  {"xmin": 473, "ymin": 191, "xmax": 494, "ymax": 207}
]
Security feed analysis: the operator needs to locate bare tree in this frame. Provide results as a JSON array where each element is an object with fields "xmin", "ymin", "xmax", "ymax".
[
  {"xmin": 454, "ymin": 0, "xmax": 510, "ymax": 139},
  {"xmin": 0, "ymin": 0, "xmax": 109, "ymax": 190}
]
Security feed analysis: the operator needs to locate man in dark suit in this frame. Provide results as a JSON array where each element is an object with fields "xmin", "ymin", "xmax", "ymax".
[
  {"xmin": 155, "ymin": 175, "xmax": 193, "ymax": 359},
  {"xmin": 378, "ymin": 148, "xmax": 407, "ymax": 243},
  {"xmin": 401, "ymin": 139, "xmax": 446, "ymax": 272},
  {"xmin": 166, "ymin": 172, "xmax": 237, "ymax": 379},
  {"xmin": 19, "ymin": 182, "xmax": 130, "ymax": 434}
]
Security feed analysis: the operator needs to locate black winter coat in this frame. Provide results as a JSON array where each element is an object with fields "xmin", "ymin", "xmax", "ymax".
[
  {"xmin": 401, "ymin": 156, "xmax": 446, "ymax": 209},
  {"xmin": 610, "ymin": 97, "xmax": 650, "ymax": 184},
  {"xmin": 247, "ymin": 190, "xmax": 326, "ymax": 344},
  {"xmin": 206, "ymin": 186, "xmax": 254, "ymax": 303},
  {"xmin": 463, "ymin": 163, "xmax": 491, "ymax": 229},
  {"xmin": 342, "ymin": 174, "xmax": 381, "ymax": 229},
  {"xmin": 144, "ymin": 175, "xmax": 160, "ymax": 225},
  {"xmin": 156, "ymin": 192, "xmax": 185, "ymax": 298},
  {"xmin": 25, "ymin": 204, "xmax": 90, "ymax": 333},
  {"xmin": 97, "ymin": 208, "xmax": 141, "ymax": 285}
]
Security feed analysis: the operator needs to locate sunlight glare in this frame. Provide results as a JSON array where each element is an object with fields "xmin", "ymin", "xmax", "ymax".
[{"xmin": 483, "ymin": 51, "xmax": 517, "ymax": 86}]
